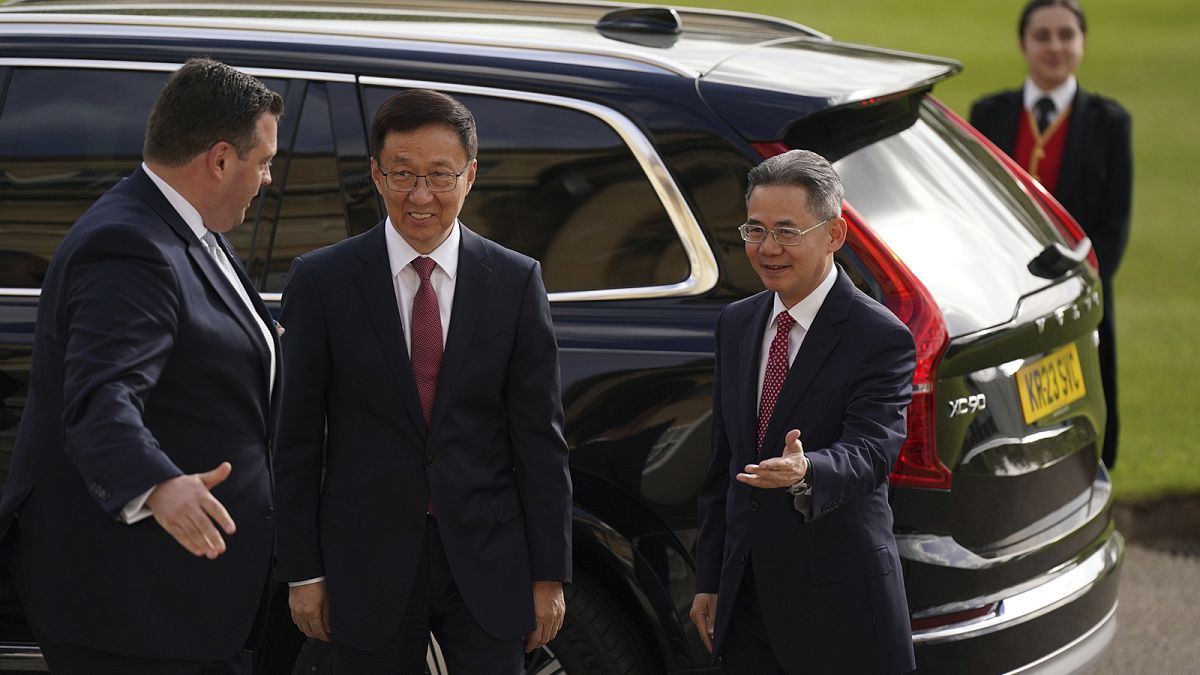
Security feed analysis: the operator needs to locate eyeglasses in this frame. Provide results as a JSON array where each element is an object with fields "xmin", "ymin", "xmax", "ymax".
[
  {"xmin": 738, "ymin": 218, "xmax": 832, "ymax": 246},
  {"xmin": 377, "ymin": 160, "xmax": 472, "ymax": 193}
]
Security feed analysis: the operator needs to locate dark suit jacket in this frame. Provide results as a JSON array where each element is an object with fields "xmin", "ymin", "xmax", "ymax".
[
  {"xmin": 0, "ymin": 167, "xmax": 278, "ymax": 659},
  {"xmin": 969, "ymin": 86, "xmax": 1133, "ymax": 280},
  {"xmin": 695, "ymin": 268, "xmax": 916, "ymax": 674},
  {"xmin": 273, "ymin": 222, "xmax": 571, "ymax": 651}
]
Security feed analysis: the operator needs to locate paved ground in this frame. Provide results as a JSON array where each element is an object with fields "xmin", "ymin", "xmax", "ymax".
[{"xmin": 1093, "ymin": 541, "xmax": 1200, "ymax": 674}]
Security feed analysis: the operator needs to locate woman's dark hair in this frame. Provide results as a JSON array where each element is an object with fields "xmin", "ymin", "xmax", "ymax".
[{"xmin": 1018, "ymin": 0, "xmax": 1087, "ymax": 38}]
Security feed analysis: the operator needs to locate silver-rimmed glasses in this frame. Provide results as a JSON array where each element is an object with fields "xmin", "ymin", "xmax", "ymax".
[
  {"xmin": 377, "ymin": 160, "xmax": 473, "ymax": 193},
  {"xmin": 738, "ymin": 217, "xmax": 832, "ymax": 246}
]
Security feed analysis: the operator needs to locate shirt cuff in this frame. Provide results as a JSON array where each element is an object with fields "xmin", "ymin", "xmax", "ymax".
[
  {"xmin": 119, "ymin": 487, "xmax": 156, "ymax": 524},
  {"xmin": 289, "ymin": 577, "xmax": 326, "ymax": 588}
]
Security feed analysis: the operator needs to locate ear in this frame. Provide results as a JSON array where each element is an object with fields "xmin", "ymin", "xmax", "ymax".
[
  {"xmin": 827, "ymin": 216, "xmax": 847, "ymax": 253},
  {"xmin": 461, "ymin": 158, "xmax": 478, "ymax": 196},
  {"xmin": 370, "ymin": 157, "xmax": 386, "ymax": 194},
  {"xmin": 205, "ymin": 141, "xmax": 234, "ymax": 179}
]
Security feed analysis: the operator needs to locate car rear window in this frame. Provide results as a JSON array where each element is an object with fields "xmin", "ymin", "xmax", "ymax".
[{"xmin": 835, "ymin": 103, "xmax": 1065, "ymax": 337}]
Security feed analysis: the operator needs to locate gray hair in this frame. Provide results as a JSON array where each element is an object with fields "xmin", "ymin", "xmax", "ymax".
[{"xmin": 745, "ymin": 149, "xmax": 844, "ymax": 221}]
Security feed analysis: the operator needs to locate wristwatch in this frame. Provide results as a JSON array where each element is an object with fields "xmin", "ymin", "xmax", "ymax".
[{"xmin": 787, "ymin": 457, "xmax": 812, "ymax": 496}]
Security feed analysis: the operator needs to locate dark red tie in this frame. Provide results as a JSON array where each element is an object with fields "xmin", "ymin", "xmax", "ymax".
[
  {"xmin": 411, "ymin": 257, "xmax": 442, "ymax": 516},
  {"xmin": 410, "ymin": 257, "xmax": 442, "ymax": 426},
  {"xmin": 757, "ymin": 310, "xmax": 796, "ymax": 456}
]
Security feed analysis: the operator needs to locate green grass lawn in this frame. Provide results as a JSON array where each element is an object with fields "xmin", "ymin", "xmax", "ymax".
[{"xmin": 676, "ymin": 0, "xmax": 1200, "ymax": 501}]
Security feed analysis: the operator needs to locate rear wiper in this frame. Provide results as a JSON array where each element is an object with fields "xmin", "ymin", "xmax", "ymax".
[{"xmin": 1027, "ymin": 237, "xmax": 1092, "ymax": 279}]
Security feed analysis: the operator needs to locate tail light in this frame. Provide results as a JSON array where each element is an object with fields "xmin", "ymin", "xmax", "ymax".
[
  {"xmin": 928, "ymin": 98, "xmax": 1099, "ymax": 273},
  {"xmin": 842, "ymin": 205, "xmax": 953, "ymax": 490},
  {"xmin": 752, "ymin": 144, "xmax": 952, "ymax": 490}
]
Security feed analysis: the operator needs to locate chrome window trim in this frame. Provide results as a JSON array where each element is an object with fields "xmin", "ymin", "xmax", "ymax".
[
  {"xmin": 360, "ymin": 75, "xmax": 718, "ymax": 302},
  {"xmin": 0, "ymin": 64, "xmax": 718, "ymax": 302},
  {"xmin": 0, "ymin": 57, "xmax": 355, "ymax": 82}
]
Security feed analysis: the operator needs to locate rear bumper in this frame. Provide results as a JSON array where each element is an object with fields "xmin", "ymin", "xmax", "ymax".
[{"xmin": 912, "ymin": 529, "xmax": 1123, "ymax": 674}]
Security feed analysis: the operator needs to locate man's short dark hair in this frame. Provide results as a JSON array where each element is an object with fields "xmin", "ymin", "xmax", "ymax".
[
  {"xmin": 370, "ymin": 89, "xmax": 478, "ymax": 161},
  {"xmin": 1018, "ymin": 0, "xmax": 1088, "ymax": 38},
  {"xmin": 745, "ymin": 149, "xmax": 844, "ymax": 221},
  {"xmin": 144, "ymin": 58, "xmax": 283, "ymax": 167}
]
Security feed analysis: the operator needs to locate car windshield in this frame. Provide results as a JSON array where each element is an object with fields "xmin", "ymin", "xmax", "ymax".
[{"xmin": 836, "ymin": 102, "xmax": 1064, "ymax": 337}]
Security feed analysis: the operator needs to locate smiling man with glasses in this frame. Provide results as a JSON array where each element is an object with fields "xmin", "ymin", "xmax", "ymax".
[
  {"xmin": 692, "ymin": 149, "xmax": 918, "ymax": 674},
  {"xmin": 274, "ymin": 88, "xmax": 572, "ymax": 674}
]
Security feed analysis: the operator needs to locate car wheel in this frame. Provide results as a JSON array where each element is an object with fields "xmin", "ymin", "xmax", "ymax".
[{"xmin": 545, "ymin": 572, "xmax": 658, "ymax": 675}]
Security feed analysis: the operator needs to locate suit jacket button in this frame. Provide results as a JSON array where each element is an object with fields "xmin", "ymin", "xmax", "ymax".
[
  {"xmin": 426, "ymin": 455, "xmax": 436, "ymax": 465},
  {"xmin": 748, "ymin": 500, "xmax": 760, "ymax": 512},
  {"xmin": 263, "ymin": 507, "xmax": 274, "ymax": 520}
]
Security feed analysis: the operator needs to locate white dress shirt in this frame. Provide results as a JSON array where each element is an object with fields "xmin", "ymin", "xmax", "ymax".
[
  {"xmin": 1023, "ymin": 75, "xmax": 1077, "ymax": 128},
  {"xmin": 122, "ymin": 164, "xmax": 277, "ymax": 524},
  {"xmin": 756, "ymin": 263, "xmax": 838, "ymax": 396},
  {"xmin": 384, "ymin": 217, "xmax": 460, "ymax": 350}
]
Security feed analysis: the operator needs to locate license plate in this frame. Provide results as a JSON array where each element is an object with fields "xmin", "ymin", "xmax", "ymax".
[{"xmin": 1016, "ymin": 343, "xmax": 1086, "ymax": 424}]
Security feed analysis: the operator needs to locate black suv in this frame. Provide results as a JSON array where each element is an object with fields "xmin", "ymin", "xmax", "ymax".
[{"xmin": 0, "ymin": 1, "xmax": 1122, "ymax": 673}]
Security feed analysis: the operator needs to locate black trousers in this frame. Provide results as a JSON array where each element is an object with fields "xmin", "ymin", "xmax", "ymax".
[
  {"xmin": 333, "ymin": 517, "xmax": 524, "ymax": 674},
  {"xmin": 1098, "ymin": 278, "xmax": 1120, "ymax": 468},
  {"xmin": 36, "ymin": 634, "xmax": 253, "ymax": 675},
  {"xmin": 720, "ymin": 566, "xmax": 788, "ymax": 675}
]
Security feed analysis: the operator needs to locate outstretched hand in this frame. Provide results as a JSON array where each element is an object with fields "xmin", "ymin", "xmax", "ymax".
[
  {"xmin": 736, "ymin": 429, "xmax": 808, "ymax": 489},
  {"xmin": 146, "ymin": 462, "xmax": 236, "ymax": 559}
]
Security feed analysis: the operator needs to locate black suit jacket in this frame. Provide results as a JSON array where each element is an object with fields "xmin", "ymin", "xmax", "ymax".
[
  {"xmin": 273, "ymin": 222, "xmax": 571, "ymax": 650},
  {"xmin": 969, "ymin": 87, "xmax": 1133, "ymax": 280},
  {"xmin": 695, "ymin": 268, "xmax": 916, "ymax": 674},
  {"xmin": 0, "ymin": 167, "xmax": 279, "ymax": 659}
]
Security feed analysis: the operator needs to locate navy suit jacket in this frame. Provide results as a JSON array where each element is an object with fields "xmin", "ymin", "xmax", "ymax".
[
  {"xmin": 0, "ymin": 167, "xmax": 278, "ymax": 659},
  {"xmin": 695, "ymin": 268, "xmax": 916, "ymax": 674},
  {"xmin": 273, "ymin": 222, "xmax": 571, "ymax": 651},
  {"xmin": 969, "ymin": 87, "xmax": 1132, "ymax": 281}
]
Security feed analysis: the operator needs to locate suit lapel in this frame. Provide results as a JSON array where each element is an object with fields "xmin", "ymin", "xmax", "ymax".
[
  {"xmin": 736, "ymin": 292, "xmax": 772, "ymax": 459},
  {"xmin": 351, "ymin": 223, "xmax": 427, "ymax": 435},
  {"xmin": 758, "ymin": 269, "xmax": 852, "ymax": 458},
  {"xmin": 126, "ymin": 168, "xmax": 272, "ymax": 396},
  {"xmin": 1056, "ymin": 87, "xmax": 1092, "ymax": 206},
  {"xmin": 993, "ymin": 91, "xmax": 1022, "ymax": 157},
  {"xmin": 429, "ymin": 226, "xmax": 491, "ymax": 432},
  {"xmin": 212, "ymin": 233, "xmax": 275, "ymax": 392}
]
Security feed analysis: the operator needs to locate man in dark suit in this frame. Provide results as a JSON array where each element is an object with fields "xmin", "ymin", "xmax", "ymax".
[
  {"xmin": 0, "ymin": 58, "xmax": 283, "ymax": 673},
  {"xmin": 274, "ymin": 89, "xmax": 571, "ymax": 673},
  {"xmin": 969, "ymin": 0, "xmax": 1132, "ymax": 467},
  {"xmin": 690, "ymin": 150, "xmax": 916, "ymax": 674}
]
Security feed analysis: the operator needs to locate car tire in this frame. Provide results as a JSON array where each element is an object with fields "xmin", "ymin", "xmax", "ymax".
[{"xmin": 546, "ymin": 572, "xmax": 659, "ymax": 675}]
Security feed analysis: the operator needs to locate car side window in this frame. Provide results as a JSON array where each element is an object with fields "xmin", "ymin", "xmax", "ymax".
[
  {"xmin": 364, "ymin": 87, "xmax": 689, "ymax": 294},
  {"xmin": 0, "ymin": 67, "xmax": 287, "ymax": 290},
  {"xmin": 0, "ymin": 68, "xmax": 168, "ymax": 288},
  {"xmin": 258, "ymin": 82, "xmax": 350, "ymax": 292}
]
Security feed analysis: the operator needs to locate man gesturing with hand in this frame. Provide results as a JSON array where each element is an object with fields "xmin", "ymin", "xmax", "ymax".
[
  {"xmin": 692, "ymin": 150, "xmax": 917, "ymax": 674},
  {"xmin": 0, "ymin": 59, "xmax": 282, "ymax": 673}
]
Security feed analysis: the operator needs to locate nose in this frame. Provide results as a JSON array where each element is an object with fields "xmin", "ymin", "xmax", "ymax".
[
  {"xmin": 261, "ymin": 166, "xmax": 272, "ymax": 187},
  {"xmin": 758, "ymin": 234, "xmax": 785, "ymax": 255},
  {"xmin": 407, "ymin": 178, "xmax": 435, "ymax": 204}
]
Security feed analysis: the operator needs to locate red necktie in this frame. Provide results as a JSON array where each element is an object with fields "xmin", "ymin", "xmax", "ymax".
[
  {"xmin": 410, "ymin": 257, "xmax": 443, "ymax": 426},
  {"xmin": 757, "ymin": 310, "xmax": 796, "ymax": 456},
  {"xmin": 411, "ymin": 257, "xmax": 442, "ymax": 516}
]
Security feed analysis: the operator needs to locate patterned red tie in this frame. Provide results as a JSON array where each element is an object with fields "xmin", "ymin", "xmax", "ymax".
[
  {"xmin": 757, "ymin": 310, "xmax": 796, "ymax": 456},
  {"xmin": 411, "ymin": 257, "xmax": 442, "ymax": 516},
  {"xmin": 410, "ymin": 257, "xmax": 443, "ymax": 426}
]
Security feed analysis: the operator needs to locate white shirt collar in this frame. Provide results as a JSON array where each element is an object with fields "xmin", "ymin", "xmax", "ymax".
[
  {"xmin": 141, "ymin": 162, "xmax": 208, "ymax": 242},
  {"xmin": 384, "ymin": 218, "xmax": 461, "ymax": 280},
  {"xmin": 771, "ymin": 263, "xmax": 837, "ymax": 331},
  {"xmin": 1023, "ymin": 75, "xmax": 1077, "ymax": 115}
]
